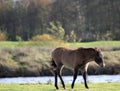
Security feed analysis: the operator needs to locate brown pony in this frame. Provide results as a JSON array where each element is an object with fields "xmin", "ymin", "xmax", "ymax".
[{"xmin": 51, "ymin": 47, "xmax": 105, "ymax": 89}]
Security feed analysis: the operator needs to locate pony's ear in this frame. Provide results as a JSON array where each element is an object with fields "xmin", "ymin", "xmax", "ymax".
[
  {"xmin": 94, "ymin": 47, "xmax": 98, "ymax": 50},
  {"xmin": 94, "ymin": 47, "xmax": 101, "ymax": 51},
  {"xmin": 94, "ymin": 47, "xmax": 99, "ymax": 51}
]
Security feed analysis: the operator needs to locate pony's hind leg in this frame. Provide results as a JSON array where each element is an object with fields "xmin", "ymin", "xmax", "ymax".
[
  {"xmin": 58, "ymin": 66, "xmax": 65, "ymax": 89},
  {"xmin": 54, "ymin": 70, "xmax": 59, "ymax": 89},
  {"xmin": 51, "ymin": 59, "xmax": 59, "ymax": 89},
  {"xmin": 52, "ymin": 62, "xmax": 65, "ymax": 89}
]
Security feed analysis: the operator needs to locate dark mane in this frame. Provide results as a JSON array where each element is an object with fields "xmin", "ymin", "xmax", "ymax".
[{"xmin": 77, "ymin": 47, "xmax": 96, "ymax": 52}]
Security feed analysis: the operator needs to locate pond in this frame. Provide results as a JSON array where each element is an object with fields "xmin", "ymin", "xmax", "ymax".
[{"xmin": 0, "ymin": 75, "xmax": 120, "ymax": 84}]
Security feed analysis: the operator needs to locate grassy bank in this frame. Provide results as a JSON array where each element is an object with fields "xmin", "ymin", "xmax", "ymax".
[
  {"xmin": 0, "ymin": 83, "xmax": 120, "ymax": 91},
  {"xmin": 67, "ymin": 41, "xmax": 120, "ymax": 48},
  {"xmin": 0, "ymin": 41, "xmax": 120, "ymax": 77},
  {"xmin": 0, "ymin": 41, "xmax": 64, "ymax": 48},
  {"xmin": 0, "ymin": 41, "xmax": 120, "ymax": 48}
]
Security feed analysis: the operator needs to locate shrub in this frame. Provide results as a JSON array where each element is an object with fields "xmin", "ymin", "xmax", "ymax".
[
  {"xmin": 30, "ymin": 34, "xmax": 65, "ymax": 47},
  {"xmin": 47, "ymin": 21, "xmax": 65, "ymax": 40},
  {"xmin": 31, "ymin": 34, "xmax": 56, "ymax": 41},
  {"xmin": 65, "ymin": 30, "xmax": 76, "ymax": 42},
  {"xmin": 0, "ymin": 31, "xmax": 7, "ymax": 41},
  {"xmin": 16, "ymin": 36, "xmax": 22, "ymax": 41}
]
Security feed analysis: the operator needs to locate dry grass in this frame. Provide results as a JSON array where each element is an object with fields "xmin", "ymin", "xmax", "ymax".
[{"xmin": 0, "ymin": 47, "xmax": 52, "ymax": 77}]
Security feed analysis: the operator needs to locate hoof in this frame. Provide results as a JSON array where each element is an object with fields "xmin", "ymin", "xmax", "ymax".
[
  {"xmin": 86, "ymin": 86, "xmax": 89, "ymax": 89},
  {"xmin": 56, "ymin": 87, "xmax": 59, "ymax": 90},
  {"xmin": 55, "ymin": 85, "xmax": 59, "ymax": 90},
  {"xmin": 71, "ymin": 85, "xmax": 74, "ymax": 89}
]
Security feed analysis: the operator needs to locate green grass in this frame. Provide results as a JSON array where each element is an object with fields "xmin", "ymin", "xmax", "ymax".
[
  {"xmin": 66, "ymin": 41, "xmax": 120, "ymax": 48},
  {"xmin": 0, "ymin": 83, "xmax": 120, "ymax": 91},
  {"xmin": 0, "ymin": 41, "xmax": 62, "ymax": 48},
  {"xmin": 0, "ymin": 41, "xmax": 120, "ymax": 48},
  {"xmin": 0, "ymin": 41, "xmax": 30, "ymax": 48}
]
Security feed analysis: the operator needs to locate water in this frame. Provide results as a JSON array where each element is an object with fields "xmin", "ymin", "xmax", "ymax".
[{"xmin": 0, "ymin": 75, "xmax": 120, "ymax": 84}]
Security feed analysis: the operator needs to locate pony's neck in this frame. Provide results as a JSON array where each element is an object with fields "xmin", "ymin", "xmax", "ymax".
[{"xmin": 84, "ymin": 48, "xmax": 96, "ymax": 63}]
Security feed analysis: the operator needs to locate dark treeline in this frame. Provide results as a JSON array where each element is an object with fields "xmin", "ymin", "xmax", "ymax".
[{"xmin": 0, "ymin": 0, "xmax": 120, "ymax": 41}]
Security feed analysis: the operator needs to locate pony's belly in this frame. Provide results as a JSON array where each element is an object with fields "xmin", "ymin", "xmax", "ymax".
[{"xmin": 62, "ymin": 60, "xmax": 75, "ymax": 70}]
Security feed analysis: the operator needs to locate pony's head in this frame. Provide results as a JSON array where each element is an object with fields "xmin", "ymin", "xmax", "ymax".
[{"xmin": 94, "ymin": 48, "xmax": 105, "ymax": 67}]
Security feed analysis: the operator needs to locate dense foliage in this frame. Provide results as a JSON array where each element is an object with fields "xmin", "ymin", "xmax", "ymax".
[{"xmin": 0, "ymin": 0, "xmax": 120, "ymax": 41}]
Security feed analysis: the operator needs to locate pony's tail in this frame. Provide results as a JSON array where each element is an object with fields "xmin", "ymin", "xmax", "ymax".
[
  {"xmin": 50, "ymin": 58, "xmax": 57, "ymax": 75},
  {"xmin": 51, "ymin": 58, "xmax": 57, "ymax": 68}
]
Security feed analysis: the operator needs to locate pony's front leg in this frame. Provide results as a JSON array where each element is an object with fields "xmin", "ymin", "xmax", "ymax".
[
  {"xmin": 82, "ymin": 71, "xmax": 89, "ymax": 89},
  {"xmin": 71, "ymin": 67, "xmax": 78, "ymax": 89}
]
